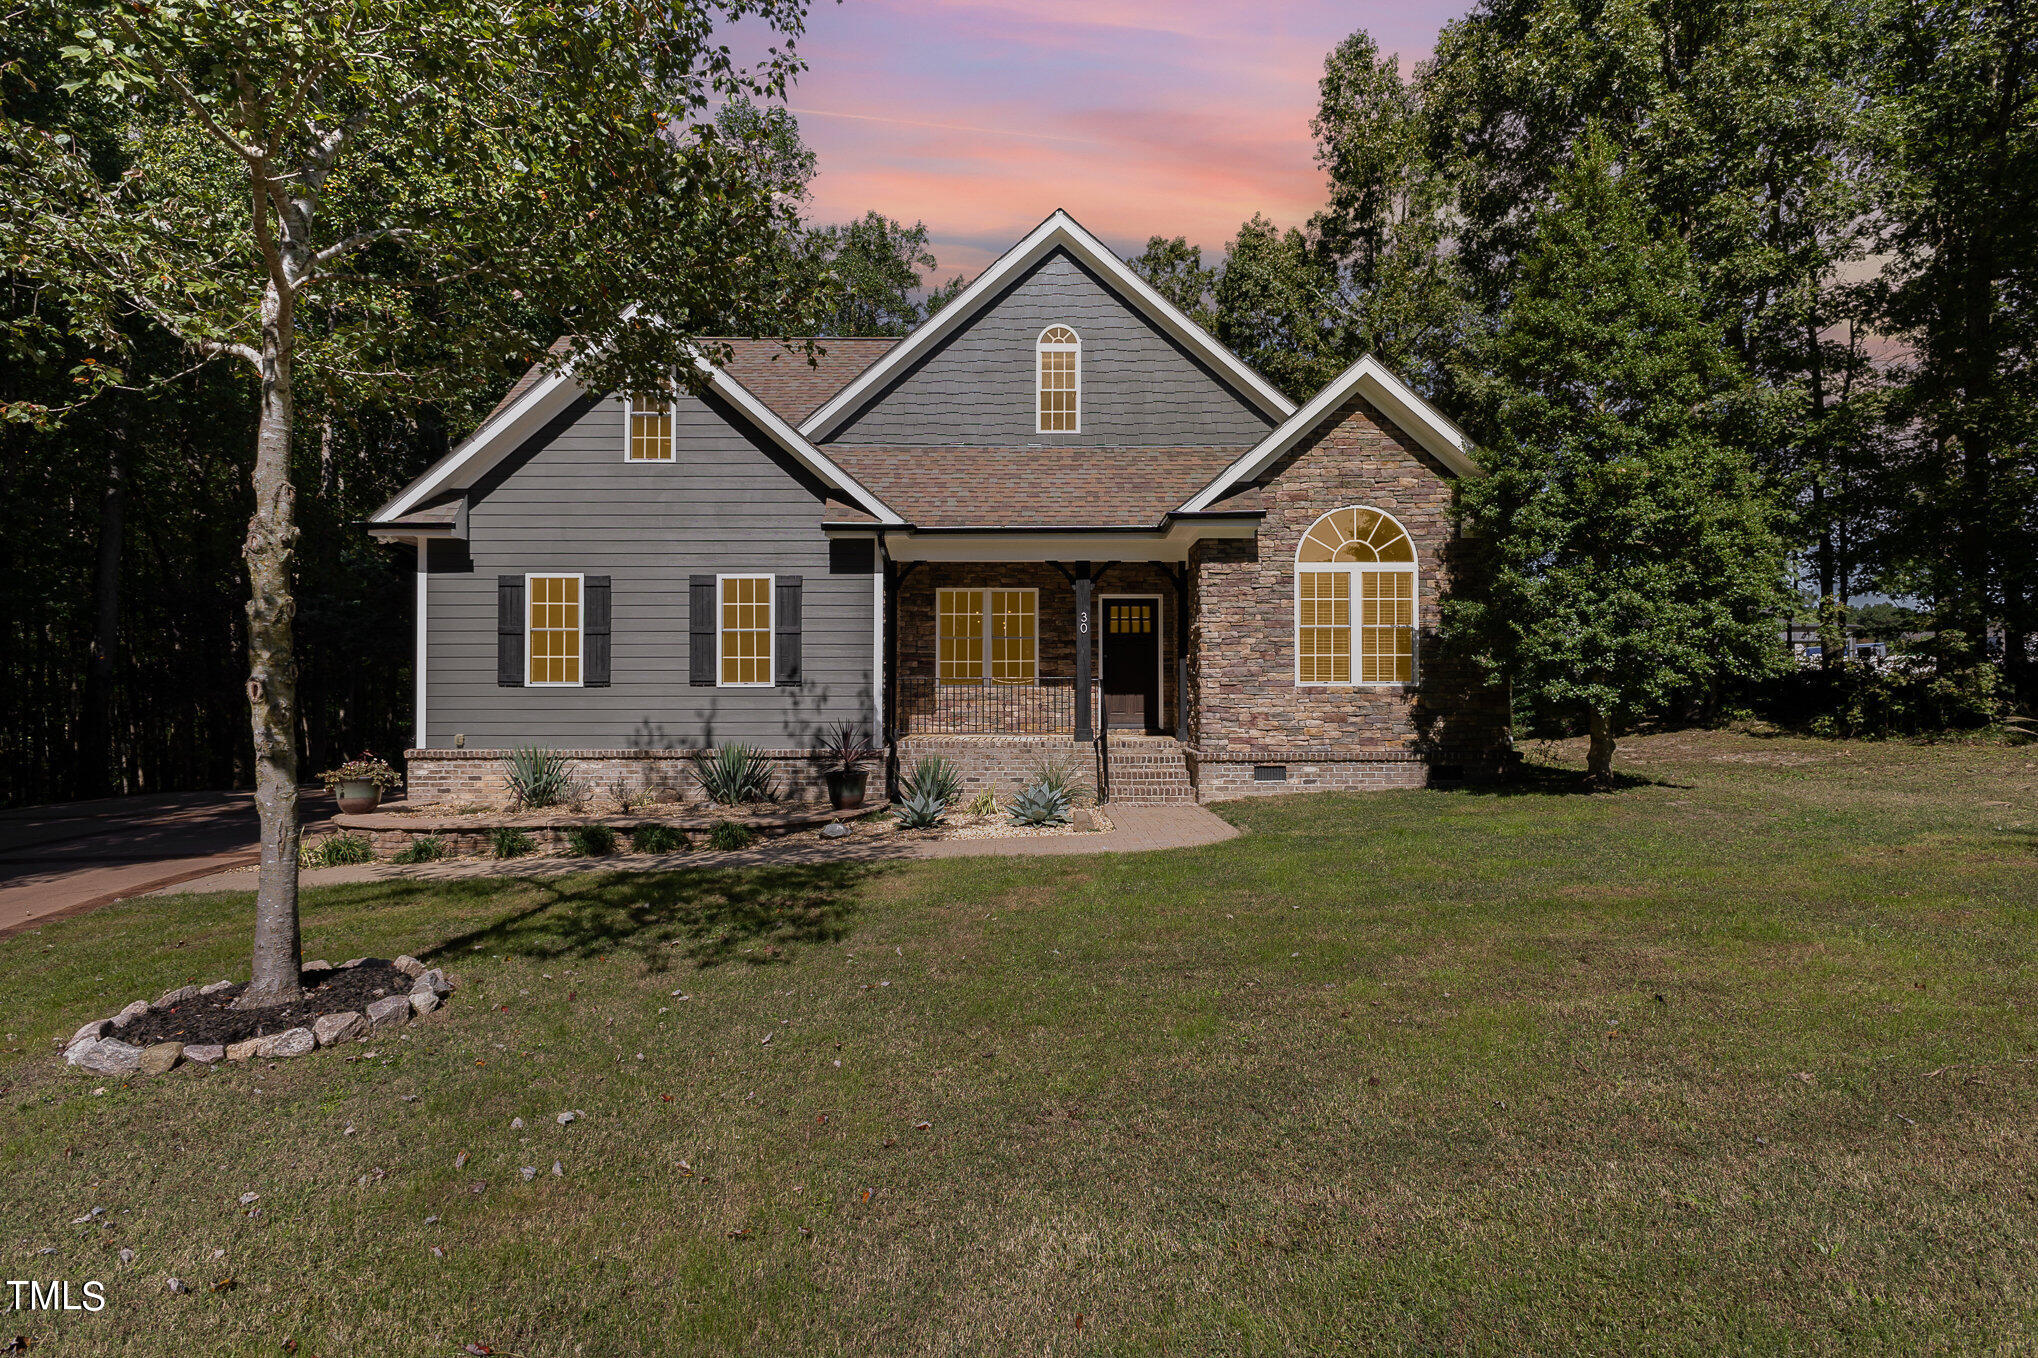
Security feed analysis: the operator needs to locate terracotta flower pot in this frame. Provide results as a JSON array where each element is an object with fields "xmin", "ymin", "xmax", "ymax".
[
  {"xmin": 825, "ymin": 769, "xmax": 868, "ymax": 812},
  {"xmin": 334, "ymin": 780, "xmax": 383, "ymax": 815}
]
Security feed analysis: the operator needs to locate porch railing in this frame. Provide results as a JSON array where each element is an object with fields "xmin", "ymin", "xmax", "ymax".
[{"xmin": 892, "ymin": 676, "xmax": 1100, "ymax": 737}]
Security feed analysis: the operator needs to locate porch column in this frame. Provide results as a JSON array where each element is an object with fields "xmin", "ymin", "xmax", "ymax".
[{"xmin": 1073, "ymin": 561, "xmax": 1094, "ymax": 742}]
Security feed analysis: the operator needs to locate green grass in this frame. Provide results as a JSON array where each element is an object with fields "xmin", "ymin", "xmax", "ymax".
[{"xmin": 2, "ymin": 728, "xmax": 2034, "ymax": 1355}]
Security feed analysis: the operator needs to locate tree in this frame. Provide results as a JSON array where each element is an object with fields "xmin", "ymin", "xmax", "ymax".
[
  {"xmin": 1451, "ymin": 134, "xmax": 1786, "ymax": 780},
  {"xmin": 1128, "ymin": 235, "xmax": 1216, "ymax": 328},
  {"xmin": 1211, "ymin": 215, "xmax": 1345, "ymax": 400},
  {"xmin": 2, "ymin": 0, "xmax": 814, "ymax": 1003},
  {"xmin": 804, "ymin": 211, "xmax": 944, "ymax": 337}
]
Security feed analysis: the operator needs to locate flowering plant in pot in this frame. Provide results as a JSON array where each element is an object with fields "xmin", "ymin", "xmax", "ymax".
[
  {"xmin": 319, "ymin": 752, "xmax": 402, "ymax": 814},
  {"xmin": 818, "ymin": 722, "xmax": 877, "ymax": 811}
]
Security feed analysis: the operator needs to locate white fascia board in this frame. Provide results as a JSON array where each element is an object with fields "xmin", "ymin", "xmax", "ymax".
[
  {"xmin": 1178, "ymin": 356, "xmax": 1480, "ymax": 514},
  {"xmin": 371, "ymin": 341, "xmax": 904, "ymax": 527},
  {"xmin": 797, "ymin": 210, "xmax": 1297, "ymax": 442}
]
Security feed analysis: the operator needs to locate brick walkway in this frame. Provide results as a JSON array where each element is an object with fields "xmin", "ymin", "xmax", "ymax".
[{"xmin": 154, "ymin": 803, "xmax": 1241, "ymax": 896}]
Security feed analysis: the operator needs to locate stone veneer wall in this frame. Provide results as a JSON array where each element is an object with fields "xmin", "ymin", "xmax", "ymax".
[
  {"xmin": 405, "ymin": 748, "xmax": 834, "ymax": 808},
  {"xmin": 894, "ymin": 735, "xmax": 1099, "ymax": 802},
  {"xmin": 1188, "ymin": 391, "xmax": 1511, "ymax": 799}
]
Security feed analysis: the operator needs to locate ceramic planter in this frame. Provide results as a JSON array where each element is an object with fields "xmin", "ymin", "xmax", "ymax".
[
  {"xmin": 334, "ymin": 779, "xmax": 384, "ymax": 815},
  {"xmin": 825, "ymin": 769, "xmax": 868, "ymax": 812}
]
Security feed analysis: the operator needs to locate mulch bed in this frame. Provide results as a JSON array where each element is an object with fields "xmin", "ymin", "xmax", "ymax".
[{"xmin": 119, "ymin": 961, "xmax": 415, "ymax": 1047}]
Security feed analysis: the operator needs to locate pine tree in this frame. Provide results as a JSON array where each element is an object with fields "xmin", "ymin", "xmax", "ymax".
[{"xmin": 1452, "ymin": 132, "xmax": 1786, "ymax": 781}]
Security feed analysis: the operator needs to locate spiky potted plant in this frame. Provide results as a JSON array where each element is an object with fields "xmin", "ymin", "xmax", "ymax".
[
  {"xmin": 819, "ymin": 722, "xmax": 878, "ymax": 811},
  {"xmin": 320, "ymin": 752, "xmax": 402, "ymax": 814}
]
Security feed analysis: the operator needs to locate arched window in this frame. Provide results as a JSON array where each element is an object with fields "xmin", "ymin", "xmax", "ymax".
[
  {"xmin": 1037, "ymin": 325, "xmax": 1080, "ymax": 433},
  {"xmin": 1295, "ymin": 506, "xmax": 1417, "ymax": 684}
]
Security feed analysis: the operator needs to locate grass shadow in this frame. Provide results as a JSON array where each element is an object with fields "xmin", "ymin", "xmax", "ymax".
[
  {"xmin": 1453, "ymin": 760, "xmax": 1687, "ymax": 797},
  {"xmin": 421, "ymin": 860, "xmax": 883, "ymax": 974}
]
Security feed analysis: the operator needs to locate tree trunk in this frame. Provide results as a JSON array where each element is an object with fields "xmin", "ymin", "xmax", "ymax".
[
  {"xmin": 79, "ymin": 425, "xmax": 126, "ymax": 800},
  {"xmin": 1586, "ymin": 707, "xmax": 1616, "ymax": 784},
  {"xmin": 239, "ymin": 281, "xmax": 304, "ymax": 1007}
]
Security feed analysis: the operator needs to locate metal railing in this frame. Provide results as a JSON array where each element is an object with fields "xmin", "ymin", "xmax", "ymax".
[{"xmin": 892, "ymin": 676, "xmax": 1100, "ymax": 737}]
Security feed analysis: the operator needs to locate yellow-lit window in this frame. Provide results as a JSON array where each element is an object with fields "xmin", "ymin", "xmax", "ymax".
[
  {"xmin": 938, "ymin": 588, "xmax": 985, "ymax": 683},
  {"xmin": 1295, "ymin": 506, "xmax": 1418, "ymax": 685},
  {"xmin": 1037, "ymin": 326, "xmax": 1079, "ymax": 433},
  {"xmin": 627, "ymin": 398, "xmax": 673, "ymax": 461},
  {"xmin": 1297, "ymin": 572, "xmax": 1350, "ymax": 684},
  {"xmin": 988, "ymin": 589, "xmax": 1038, "ymax": 685},
  {"xmin": 1359, "ymin": 571, "xmax": 1414, "ymax": 682},
  {"xmin": 719, "ymin": 575, "xmax": 773, "ymax": 686},
  {"xmin": 528, "ymin": 575, "xmax": 582, "ymax": 685}
]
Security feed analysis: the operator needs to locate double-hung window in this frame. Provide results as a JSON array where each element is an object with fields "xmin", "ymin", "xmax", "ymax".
[
  {"xmin": 718, "ymin": 575, "xmax": 774, "ymax": 686},
  {"xmin": 527, "ymin": 573, "xmax": 583, "ymax": 685},
  {"xmin": 937, "ymin": 587, "xmax": 1038, "ymax": 685},
  {"xmin": 1294, "ymin": 507, "xmax": 1417, "ymax": 685},
  {"xmin": 625, "ymin": 394, "xmax": 674, "ymax": 462}
]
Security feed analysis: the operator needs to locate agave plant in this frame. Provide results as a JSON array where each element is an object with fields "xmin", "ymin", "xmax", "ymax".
[
  {"xmin": 1007, "ymin": 778, "xmax": 1071, "ymax": 827},
  {"xmin": 692, "ymin": 743, "xmax": 777, "ymax": 805},
  {"xmin": 504, "ymin": 746, "xmax": 570, "ymax": 809},
  {"xmin": 893, "ymin": 782, "xmax": 948, "ymax": 829},
  {"xmin": 900, "ymin": 754, "xmax": 962, "ymax": 808}
]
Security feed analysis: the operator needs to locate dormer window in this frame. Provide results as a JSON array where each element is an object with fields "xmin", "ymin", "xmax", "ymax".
[{"xmin": 1037, "ymin": 326, "xmax": 1080, "ymax": 433}]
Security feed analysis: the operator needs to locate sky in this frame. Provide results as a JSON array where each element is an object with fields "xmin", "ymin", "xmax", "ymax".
[{"xmin": 744, "ymin": 1, "xmax": 1468, "ymax": 281}]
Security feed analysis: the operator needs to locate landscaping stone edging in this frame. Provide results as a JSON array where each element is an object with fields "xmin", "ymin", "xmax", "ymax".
[
  {"xmin": 326, "ymin": 801, "xmax": 845, "ymax": 859},
  {"xmin": 60, "ymin": 954, "xmax": 457, "ymax": 1076}
]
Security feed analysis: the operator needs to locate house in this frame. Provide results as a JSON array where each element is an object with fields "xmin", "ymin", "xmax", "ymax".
[{"xmin": 367, "ymin": 210, "xmax": 1511, "ymax": 806}]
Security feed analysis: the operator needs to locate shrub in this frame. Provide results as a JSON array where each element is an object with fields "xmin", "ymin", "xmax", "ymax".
[
  {"xmin": 1007, "ymin": 778, "xmax": 1071, "ymax": 827},
  {"xmin": 966, "ymin": 790, "xmax": 998, "ymax": 817},
  {"xmin": 1765, "ymin": 653, "xmax": 2010, "ymax": 738},
  {"xmin": 1027, "ymin": 751, "xmax": 1092, "ymax": 806},
  {"xmin": 900, "ymin": 754, "xmax": 962, "ymax": 808},
  {"xmin": 505, "ymin": 747, "xmax": 570, "ymax": 808},
  {"xmin": 893, "ymin": 782, "xmax": 947, "ymax": 829},
  {"xmin": 392, "ymin": 835, "xmax": 446, "ymax": 864},
  {"xmin": 819, "ymin": 720, "xmax": 878, "ymax": 772},
  {"xmin": 692, "ymin": 743, "xmax": 776, "ymax": 805},
  {"xmin": 707, "ymin": 820, "xmax": 756, "ymax": 851},
  {"xmin": 630, "ymin": 823, "xmax": 689, "ymax": 854},
  {"xmin": 301, "ymin": 832, "xmax": 373, "ymax": 868},
  {"xmin": 490, "ymin": 826, "xmax": 537, "ymax": 859},
  {"xmin": 567, "ymin": 824, "xmax": 618, "ymax": 856}
]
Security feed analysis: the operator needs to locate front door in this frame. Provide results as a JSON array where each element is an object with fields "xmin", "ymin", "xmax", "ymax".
[{"xmin": 1101, "ymin": 597, "xmax": 1160, "ymax": 732}]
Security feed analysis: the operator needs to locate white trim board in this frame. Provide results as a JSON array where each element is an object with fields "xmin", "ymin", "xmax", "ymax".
[
  {"xmin": 1180, "ymin": 356, "xmax": 1480, "ymax": 514},
  {"xmin": 371, "ymin": 349, "xmax": 902, "ymax": 527},
  {"xmin": 799, "ymin": 209, "xmax": 1296, "ymax": 441}
]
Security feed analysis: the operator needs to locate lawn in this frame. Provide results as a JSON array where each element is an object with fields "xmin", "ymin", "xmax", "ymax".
[{"xmin": 2, "ymin": 728, "xmax": 2034, "ymax": 1355}]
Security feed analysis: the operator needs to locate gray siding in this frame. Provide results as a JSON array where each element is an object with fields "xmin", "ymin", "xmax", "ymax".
[
  {"xmin": 821, "ymin": 249, "xmax": 1276, "ymax": 448},
  {"xmin": 423, "ymin": 390, "xmax": 875, "ymax": 750}
]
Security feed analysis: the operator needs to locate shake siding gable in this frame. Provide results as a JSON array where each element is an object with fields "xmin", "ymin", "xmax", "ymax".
[
  {"xmin": 820, "ymin": 249, "xmax": 1277, "ymax": 449},
  {"xmin": 424, "ymin": 388, "xmax": 875, "ymax": 750}
]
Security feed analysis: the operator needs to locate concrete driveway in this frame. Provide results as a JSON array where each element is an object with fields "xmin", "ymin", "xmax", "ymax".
[{"xmin": 0, "ymin": 790, "xmax": 331, "ymax": 938}]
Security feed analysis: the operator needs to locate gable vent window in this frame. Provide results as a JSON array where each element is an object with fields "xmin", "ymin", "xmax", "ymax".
[
  {"xmin": 626, "ymin": 396, "xmax": 674, "ymax": 462},
  {"xmin": 1036, "ymin": 325, "xmax": 1080, "ymax": 433}
]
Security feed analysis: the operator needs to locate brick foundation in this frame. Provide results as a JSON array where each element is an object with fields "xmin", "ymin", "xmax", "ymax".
[
  {"xmin": 1190, "ymin": 748, "xmax": 1432, "ymax": 801},
  {"xmin": 894, "ymin": 735, "xmax": 1099, "ymax": 802},
  {"xmin": 403, "ymin": 748, "xmax": 835, "ymax": 809}
]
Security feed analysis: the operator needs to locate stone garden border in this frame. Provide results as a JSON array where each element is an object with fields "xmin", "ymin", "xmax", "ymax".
[
  {"xmin": 60, "ymin": 955, "xmax": 457, "ymax": 1077},
  {"xmin": 326, "ymin": 801, "xmax": 842, "ymax": 859}
]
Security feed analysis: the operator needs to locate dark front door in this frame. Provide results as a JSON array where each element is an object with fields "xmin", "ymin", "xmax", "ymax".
[{"xmin": 1101, "ymin": 599, "xmax": 1160, "ymax": 731}]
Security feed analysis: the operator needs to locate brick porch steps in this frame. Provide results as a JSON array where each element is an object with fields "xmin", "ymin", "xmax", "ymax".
[{"xmin": 1103, "ymin": 740, "xmax": 1196, "ymax": 805}]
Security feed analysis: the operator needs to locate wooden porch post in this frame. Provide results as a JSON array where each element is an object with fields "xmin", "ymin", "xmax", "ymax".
[{"xmin": 1073, "ymin": 561, "xmax": 1094, "ymax": 742}]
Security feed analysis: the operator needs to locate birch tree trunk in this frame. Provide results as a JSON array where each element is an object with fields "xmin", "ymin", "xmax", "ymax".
[{"xmin": 239, "ymin": 278, "xmax": 303, "ymax": 1007}]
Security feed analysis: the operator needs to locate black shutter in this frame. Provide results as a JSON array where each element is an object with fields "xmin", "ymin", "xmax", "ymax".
[
  {"xmin": 689, "ymin": 574, "xmax": 715, "ymax": 687},
  {"xmin": 497, "ymin": 575, "xmax": 524, "ymax": 686},
  {"xmin": 775, "ymin": 575, "xmax": 803, "ymax": 686},
  {"xmin": 584, "ymin": 575, "xmax": 611, "ymax": 687}
]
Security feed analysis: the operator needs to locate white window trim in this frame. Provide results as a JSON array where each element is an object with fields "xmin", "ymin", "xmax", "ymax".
[
  {"xmin": 525, "ymin": 571, "xmax": 585, "ymax": 688},
  {"xmin": 622, "ymin": 389, "xmax": 676, "ymax": 463},
  {"xmin": 936, "ymin": 586, "xmax": 1041, "ymax": 686},
  {"xmin": 1035, "ymin": 325, "xmax": 1081, "ymax": 435},
  {"xmin": 716, "ymin": 572, "xmax": 776, "ymax": 688},
  {"xmin": 1291, "ymin": 506, "xmax": 1419, "ymax": 689}
]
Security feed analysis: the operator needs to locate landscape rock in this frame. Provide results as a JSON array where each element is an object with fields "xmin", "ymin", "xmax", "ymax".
[
  {"xmin": 138, "ymin": 1042, "xmax": 184, "ymax": 1076},
  {"xmin": 313, "ymin": 1012, "xmax": 368, "ymax": 1047},
  {"xmin": 820, "ymin": 821, "xmax": 851, "ymax": 839},
  {"xmin": 69, "ymin": 1019, "xmax": 111, "ymax": 1047},
  {"xmin": 409, "ymin": 990, "xmax": 441, "ymax": 1016},
  {"xmin": 393, "ymin": 955, "xmax": 426, "ymax": 978},
  {"xmin": 154, "ymin": 985, "xmax": 200, "ymax": 1009},
  {"xmin": 412, "ymin": 968, "xmax": 451, "ymax": 998},
  {"xmin": 225, "ymin": 1038, "xmax": 263, "ymax": 1062},
  {"xmin": 366, "ymin": 995, "xmax": 412, "ymax": 1028},
  {"xmin": 199, "ymin": 980, "xmax": 235, "ymax": 996},
  {"xmin": 338, "ymin": 957, "xmax": 368, "ymax": 969},
  {"xmin": 1072, "ymin": 807, "xmax": 1098, "ymax": 831},
  {"xmin": 254, "ymin": 1027, "xmax": 317, "ymax": 1059},
  {"xmin": 77, "ymin": 1040, "xmax": 143, "ymax": 1075},
  {"xmin": 64, "ymin": 1036, "xmax": 104, "ymax": 1066},
  {"xmin": 109, "ymin": 1000, "xmax": 151, "ymax": 1030},
  {"xmin": 184, "ymin": 1044, "xmax": 225, "ymax": 1065},
  {"xmin": 303, "ymin": 959, "xmax": 333, "ymax": 973}
]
